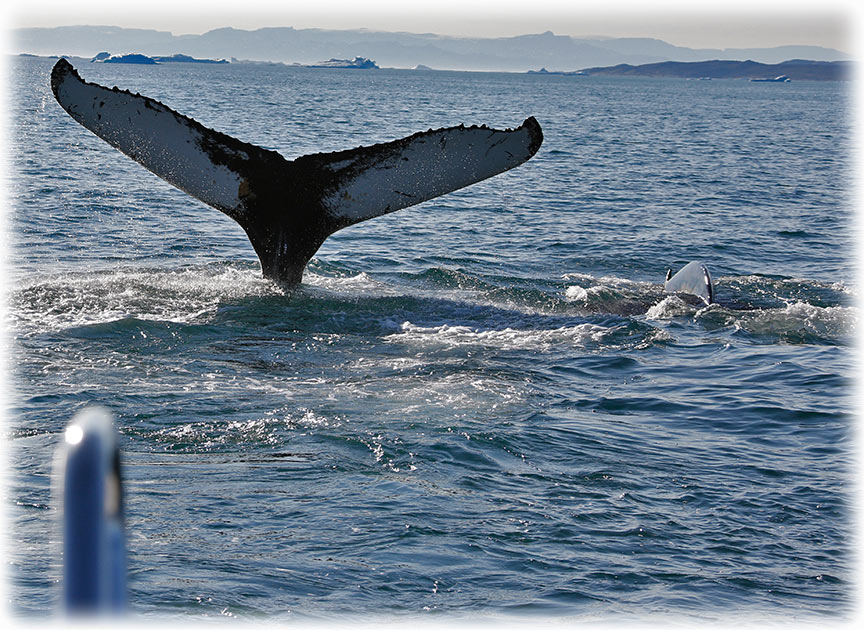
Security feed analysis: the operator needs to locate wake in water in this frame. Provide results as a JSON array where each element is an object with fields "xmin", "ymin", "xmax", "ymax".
[
  {"xmin": 564, "ymin": 271, "xmax": 855, "ymax": 345},
  {"xmin": 11, "ymin": 263, "xmax": 279, "ymax": 334},
  {"xmin": 11, "ymin": 261, "xmax": 856, "ymax": 349}
]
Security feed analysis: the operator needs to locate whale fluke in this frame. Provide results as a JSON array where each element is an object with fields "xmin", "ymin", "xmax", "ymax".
[
  {"xmin": 50, "ymin": 59, "xmax": 543, "ymax": 285},
  {"xmin": 664, "ymin": 261, "xmax": 714, "ymax": 305}
]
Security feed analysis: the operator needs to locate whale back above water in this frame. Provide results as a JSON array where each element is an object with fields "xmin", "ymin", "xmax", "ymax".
[
  {"xmin": 664, "ymin": 261, "xmax": 715, "ymax": 305},
  {"xmin": 50, "ymin": 59, "xmax": 543, "ymax": 285}
]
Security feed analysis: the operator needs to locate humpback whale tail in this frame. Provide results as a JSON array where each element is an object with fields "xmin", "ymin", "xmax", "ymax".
[
  {"xmin": 50, "ymin": 59, "xmax": 543, "ymax": 285},
  {"xmin": 664, "ymin": 261, "xmax": 715, "ymax": 305}
]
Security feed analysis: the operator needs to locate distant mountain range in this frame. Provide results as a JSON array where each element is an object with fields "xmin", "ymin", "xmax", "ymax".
[
  {"xmin": 12, "ymin": 25, "xmax": 851, "ymax": 72},
  {"xmin": 579, "ymin": 59, "xmax": 852, "ymax": 81}
]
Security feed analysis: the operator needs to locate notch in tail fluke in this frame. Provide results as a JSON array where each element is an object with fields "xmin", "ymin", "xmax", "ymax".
[
  {"xmin": 664, "ymin": 261, "xmax": 714, "ymax": 305},
  {"xmin": 50, "ymin": 59, "xmax": 543, "ymax": 286}
]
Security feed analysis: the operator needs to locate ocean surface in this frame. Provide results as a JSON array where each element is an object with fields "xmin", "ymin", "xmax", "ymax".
[{"xmin": 6, "ymin": 56, "xmax": 857, "ymax": 622}]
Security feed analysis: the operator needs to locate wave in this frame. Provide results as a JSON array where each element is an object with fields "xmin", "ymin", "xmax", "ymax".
[
  {"xmin": 10, "ymin": 263, "xmax": 854, "ymax": 347},
  {"xmin": 383, "ymin": 320, "xmax": 671, "ymax": 352},
  {"xmin": 732, "ymin": 301, "xmax": 856, "ymax": 344},
  {"xmin": 644, "ymin": 292, "xmax": 855, "ymax": 345},
  {"xmin": 562, "ymin": 270, "xmax": 855, "ymax": 344},
  {"xmin": 385, "ymin": 321, "xmax": 611, "ymax": 351},
  {"xmin": 141, "ymin": 408, "xmax": 338, "ymax": 453},
  {"xmin": 10, "ymin": 264, "xmax": 280, "ymax": 335},
  {"xmin": 564, "ymin": 273, "xmax": 664, "ymax": 315}
]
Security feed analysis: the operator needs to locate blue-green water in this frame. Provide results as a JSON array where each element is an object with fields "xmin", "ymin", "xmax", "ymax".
[{"xmin": 7, "ymin": 56, "xmax": 856, "ymax": 622}]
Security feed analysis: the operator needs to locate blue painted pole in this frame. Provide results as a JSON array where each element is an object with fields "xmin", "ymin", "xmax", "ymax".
[{"xmin": 60, "ymin": 407, "xmax": 126, "ymax": 614}]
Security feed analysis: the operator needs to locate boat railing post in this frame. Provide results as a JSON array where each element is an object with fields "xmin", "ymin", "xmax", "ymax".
[{"xmin": 59, "ymin": 406, "xmax": 126, "ymax": 615}]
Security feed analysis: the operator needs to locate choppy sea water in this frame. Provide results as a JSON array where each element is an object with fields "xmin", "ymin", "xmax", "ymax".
[{"xmin": 6, "ymin": 56, "xmax": 857, "ymax": 622}]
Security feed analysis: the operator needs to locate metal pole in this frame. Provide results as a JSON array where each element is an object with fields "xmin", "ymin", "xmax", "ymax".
[{"xmin": 60, "ymin": 406, "xmax": 126, "ymax": 614}]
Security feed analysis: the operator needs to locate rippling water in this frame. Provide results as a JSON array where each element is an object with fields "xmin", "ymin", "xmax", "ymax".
[{"xmin": 7, "ymin": 56, "xmax": 856, "ymax": 622}]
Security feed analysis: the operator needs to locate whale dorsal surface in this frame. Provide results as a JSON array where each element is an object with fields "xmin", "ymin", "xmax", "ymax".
[
  {"xmin": 664, "ymin": 261, "xmax": 714, "ymax": 305},
  {"xmin": 50, "ymin": 59, "xmax": 543, "ymax": 285}
]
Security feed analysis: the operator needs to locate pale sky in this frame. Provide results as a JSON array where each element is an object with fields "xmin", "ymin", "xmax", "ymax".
[{"xmin": 3, "ymin": 0, "xmax": 859, "ymax": 53}]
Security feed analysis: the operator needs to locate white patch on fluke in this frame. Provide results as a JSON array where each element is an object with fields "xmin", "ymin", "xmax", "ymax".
[
  {"xmin": 321, "ymin": 123, "xmax": 541, "ymax": 224},
  {"xmin": 52, "ymin": 62, "xmax": 244, "ymax": 214}
]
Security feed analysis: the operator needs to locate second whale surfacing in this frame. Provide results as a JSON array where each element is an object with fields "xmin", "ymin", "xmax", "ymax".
[{"xmin": 50, "ymin": 59, "xmax": 543, "ymax": 286}]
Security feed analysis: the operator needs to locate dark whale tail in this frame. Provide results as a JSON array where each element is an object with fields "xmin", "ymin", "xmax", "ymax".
[{"xmin": 50, "ymin": 59, "xmax": 543, "ymax": 285}]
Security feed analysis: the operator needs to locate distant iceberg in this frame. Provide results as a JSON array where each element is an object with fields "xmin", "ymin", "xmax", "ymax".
[
  {"xmin": 152, "ymin": 54, "xmax": 229, "ymax": 64},
  {"xmin": 91, "ymin": 52, "xmax": 229, "ymax": 65},
  {"xmin": 527, "ymin": 67, "xmax": 587, "ymax": 76},
  {"xmin": 307, "ymin": 57, "xmax": 379, "ymax": 69},
  {"xmin": 750, "ymin": 74, "xmax": 791, "ymax": 82},
  {"xmin": 98, "ymin": 53, "xmax": 158, "ymax": 65}
]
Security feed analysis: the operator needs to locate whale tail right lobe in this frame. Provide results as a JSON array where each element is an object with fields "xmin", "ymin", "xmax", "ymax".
[{"xmin": 50, "ymin": 59, "xmax": 544, "ymax": 285}]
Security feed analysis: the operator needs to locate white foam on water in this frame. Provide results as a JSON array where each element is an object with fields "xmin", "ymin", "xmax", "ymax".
[
  {"xmin": 645, "ymin": 293, "xmax": 857, "ymax": 341},
  {"xmin": 736, "ymin": 301, "xmax": 858, "ymax": 339},
  {"xmin": 153, "ymin": 416, "xmax": 282, "ymax": 450},
  {"xmin": 302, "ymin": 270, "xmax": 395, "ymax": 296},
  {"xmin": 563, "ymin": 272, "xmax": 666, "ymax": 314},
  {"xmin": 11, "ymin": 265, "xmax": 277, "ymax": 334},
  {"xmin": 564, "ymin": 285, "xmax": 589, "ymax": 301},
  {"xmin": 563, "ymin": 272, "xmax": 654, "ymax": 289},
  {"xmin": 384, "ymin": 320, "xmax": 613, "ymax": 351},
  {"xmin": 645, "ymin": 295, "xmax": 699, "ymax": 320},
  {"xmin": 565, "ymin": 283, "xmax": 642, "ymax": 304},
  {"xmin": 150, "ymin": 407, "xmax": 342, "ymax": 451}
]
